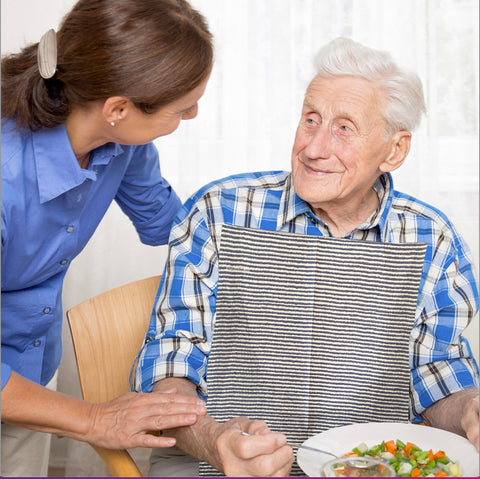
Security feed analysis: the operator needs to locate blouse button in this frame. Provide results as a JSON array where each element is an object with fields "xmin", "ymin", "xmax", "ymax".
[
  {"xmin": 66, "ymin": 225, "xmax": 75, "ymax": 233},
  {"xmin": 60, "ymin": 259, "xmax": 68, "ymax": 265},
  {"xmin": 43, "ymin": 307, "xmax": 51, "ymax": 314}
]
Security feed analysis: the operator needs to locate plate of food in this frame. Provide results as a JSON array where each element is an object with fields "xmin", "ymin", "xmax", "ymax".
[{"xmin": 296, "ymin": 422, "xmax": 479, "ymax": 477}]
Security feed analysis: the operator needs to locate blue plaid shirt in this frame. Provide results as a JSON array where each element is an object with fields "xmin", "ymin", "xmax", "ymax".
[{"xmin": 134, "ymin": 171, "xmax": 479, "ymax": 420}]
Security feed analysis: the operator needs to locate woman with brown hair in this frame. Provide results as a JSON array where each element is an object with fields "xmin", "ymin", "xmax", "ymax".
[{"xmin": 1, "ymin": 0, "xmax": 213, "ymax": 476}]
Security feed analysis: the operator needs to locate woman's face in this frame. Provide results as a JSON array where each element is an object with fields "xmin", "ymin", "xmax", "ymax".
[{"xmin": 111, "ymin": 76, "xmax": 210, "ymax": 145}]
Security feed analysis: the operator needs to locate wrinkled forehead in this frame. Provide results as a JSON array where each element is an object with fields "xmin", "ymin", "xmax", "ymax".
[{"xmin": 304, "ymin": 74, "xmax": 386, "ymax": 123}]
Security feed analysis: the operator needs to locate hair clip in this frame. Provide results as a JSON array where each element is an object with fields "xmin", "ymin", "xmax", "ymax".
[{"xmin": 37, "ymin": 29, "xmax": 57, "ymax": 79}]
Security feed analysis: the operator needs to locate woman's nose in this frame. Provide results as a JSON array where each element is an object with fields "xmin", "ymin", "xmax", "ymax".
[{"xmin": 182, "ymin": 104, "xmax": 198, "ymax": 120}]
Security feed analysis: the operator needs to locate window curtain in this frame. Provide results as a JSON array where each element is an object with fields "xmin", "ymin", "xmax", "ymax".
[{"xmin": 1, "ymin": 0, "xmax": 478, "ymax": 475}]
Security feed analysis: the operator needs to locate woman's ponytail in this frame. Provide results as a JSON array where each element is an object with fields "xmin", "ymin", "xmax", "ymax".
[{"xmin": 2, "ymin": 42, "xmax": 70, "ymax": 130}]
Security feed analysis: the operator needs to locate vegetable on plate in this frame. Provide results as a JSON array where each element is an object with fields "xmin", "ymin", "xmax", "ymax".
[{"xmin": 344, "ymin": 439, "xmax": 462, "ymax": 477}]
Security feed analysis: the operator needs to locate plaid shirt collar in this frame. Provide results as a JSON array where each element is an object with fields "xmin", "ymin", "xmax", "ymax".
[{"xmin": 278, "ymin": 172, "xmax": 393, "ymax": 236}]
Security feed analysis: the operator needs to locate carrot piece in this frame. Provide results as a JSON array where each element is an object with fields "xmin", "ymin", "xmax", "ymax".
[
  {"xmin": 411, "ymin": 467, "xmax": 421, "ymax": 477},
  {"xmin": 428, "ymin": 449, "xmax": 435, "ymax": 462},
  {"xmin": 385, "ymin": 440, "xmax": 397, "ymax": 454},
  {"xmin": 405, "ymin": 442, "xmax": 417, "ymax": 456},
  {"xmin": 435, "ymin": 471, "xmax": 447, "ymax": 477},
  {"xmin": 433, "ymin": 450, "xmax": 446, "ymax": 459}
]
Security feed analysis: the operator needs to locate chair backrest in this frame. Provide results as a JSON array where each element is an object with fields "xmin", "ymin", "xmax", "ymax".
[{"xmin": 66, "ymin": 275, "xmax": 161, "ymax": 477}]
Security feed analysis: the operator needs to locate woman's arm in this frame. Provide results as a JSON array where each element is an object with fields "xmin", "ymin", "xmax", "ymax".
[
  {"xmin": 115, "ymin": 143, "xmax": 182, "ymax": 246},
  {"xmin": 1, "ymin": 370, "xmax": 207, "ymax": 449}
]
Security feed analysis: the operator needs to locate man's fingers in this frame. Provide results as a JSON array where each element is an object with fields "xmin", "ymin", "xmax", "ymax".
[
  {"xmin": 240, "ymin": 443, "xmax": 294, "ymax": 477},
  {"xmin": 247, "ymin": 419, "xmax": 272, "ymax": 436},
  {"xmin": 268, "ymin": 445, "xmax": 296, "ymax": 477},
  {"xmin": 236, "ymin": 430, "xmax": 288, "ymax": 459}
]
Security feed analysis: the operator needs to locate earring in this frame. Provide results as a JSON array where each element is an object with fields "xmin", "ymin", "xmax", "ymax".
[{"xmin": 110, "ymin": 121, "xmax": 115, "ymax": 126}]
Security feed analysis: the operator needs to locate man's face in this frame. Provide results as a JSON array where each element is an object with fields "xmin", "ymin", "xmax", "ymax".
[{"xmin": 291, "ymin": 75, "xmax": 395, "ymax": 213}]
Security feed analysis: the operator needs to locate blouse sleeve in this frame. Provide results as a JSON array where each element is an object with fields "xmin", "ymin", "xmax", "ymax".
[{"xmin": 115, "ymin": 143, "xmax": 182, "ymax": 245}]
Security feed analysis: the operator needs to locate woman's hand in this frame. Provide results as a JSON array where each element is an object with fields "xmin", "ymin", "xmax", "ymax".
[
  {"xmin": 86, "ymin": 388, "xmax": 207, "ymax": 449},
  {"xmin": 2, "ymin": 372, "xmax": 206, "ymax": 449}
]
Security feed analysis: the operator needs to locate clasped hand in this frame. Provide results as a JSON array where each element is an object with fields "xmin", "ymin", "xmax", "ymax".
[{"xmin": 215, "ymin": 418, "xmax": 294, "ymax": 477}]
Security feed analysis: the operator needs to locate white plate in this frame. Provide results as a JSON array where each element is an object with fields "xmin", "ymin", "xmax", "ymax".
[{"xmin": 297, "ymin": 422, "xmax": 479, "ymax": 477}]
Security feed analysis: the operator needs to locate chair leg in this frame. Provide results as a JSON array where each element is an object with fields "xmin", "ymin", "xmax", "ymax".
[{"xmin": 92, "ymin": 445, "xmax": 142, "ymax": 477}]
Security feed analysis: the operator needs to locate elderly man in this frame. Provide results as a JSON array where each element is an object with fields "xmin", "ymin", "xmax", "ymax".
[{"xmin": 134, "ymin": 38, "xmax": 479, "ymax": 477}]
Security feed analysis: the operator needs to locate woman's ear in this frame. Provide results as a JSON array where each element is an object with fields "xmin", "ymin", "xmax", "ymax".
[
  {"xmin": 102, "ymin": 96, "xmax": 130, "ymax": 124},
  {"xmin": 379, "ymin": 131, "xmax": 411, "ymax": 173}
]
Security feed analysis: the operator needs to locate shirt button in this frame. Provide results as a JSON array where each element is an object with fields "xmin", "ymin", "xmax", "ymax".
[
  {"xmin": 33, "ymin": 340, "xmax": 41, "ymax": 347},
  {"xmin": 60, "ymin": 259, "xmax": 68, "ymax": 265},
  {"xmin": 43, "ymin": 307, "xmax": 51, "ymax": 314},
  {"xmin": 66, "ymin": 225, "xmax": 75, "ymax": 233}
]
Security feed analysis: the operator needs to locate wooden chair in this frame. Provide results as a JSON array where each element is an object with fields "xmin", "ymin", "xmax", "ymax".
[{"xmin": 66, "ymin": 275, "xmax": 161, "ymax": 477}]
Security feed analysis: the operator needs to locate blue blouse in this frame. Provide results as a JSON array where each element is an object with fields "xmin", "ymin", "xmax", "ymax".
[{"xmin": 1, "ymin": 119, "xmax": 181, "ymax": 388}]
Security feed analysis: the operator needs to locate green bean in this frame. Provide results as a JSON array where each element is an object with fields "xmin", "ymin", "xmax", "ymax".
[{"xmin": 396, "ymin": 439, "xmax": 406, "ymax": 449}]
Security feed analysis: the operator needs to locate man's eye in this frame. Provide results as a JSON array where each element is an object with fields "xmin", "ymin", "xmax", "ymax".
[
  {"xmin": 306, "ymin": 118, "xmax": 316, "ymax": 125},
  {"xmin": 340, "ymin": 124, "xmax": 350, "ymax": 131}
]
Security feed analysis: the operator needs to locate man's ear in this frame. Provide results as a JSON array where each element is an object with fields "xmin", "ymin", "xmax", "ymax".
[
  {"xmin": 379, "ymin": 131, "xmax": 411, "ymax": 173},
  {"xmin": 102, "ymin": 96, "xmax": 130, "ymax": 124}
]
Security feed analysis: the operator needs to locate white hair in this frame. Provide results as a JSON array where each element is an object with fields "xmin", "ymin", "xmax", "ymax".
[{"xmin": 313, "ymin": 37, "xmax": 426, "ymax": 133}]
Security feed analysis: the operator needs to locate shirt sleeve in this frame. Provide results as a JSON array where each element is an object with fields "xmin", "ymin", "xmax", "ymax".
[
  {"xmin": 410, "ymin": 226, "xmax": 479, "ymax": 420},
  {"xmin": 115, "ymin": 143, "xmax": 182, "ymax": 246},
  {"xmin": 1, "ymin": 362, "xmax": 12, "ymax": 390},
  {"xmin": 133, "ymin": 193, "xmax": 221, "ymax": 398},
  {"xmin": 1, "ymin": 214, "xmax": 12, "ymax": 391}
]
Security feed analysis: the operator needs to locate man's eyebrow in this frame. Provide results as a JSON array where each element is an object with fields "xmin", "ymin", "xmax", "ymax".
[
  {"xmin": 303, "ymin": 99, "xmax": 318, "ymax": 112},
  {"xmin": 304, "ymin": 99, "xmax": 357, "ymax": 123}
]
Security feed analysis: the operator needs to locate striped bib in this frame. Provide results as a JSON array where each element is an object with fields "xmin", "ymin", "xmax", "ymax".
[{"xmin": 200, "ymin": 225, "xmax": 426, "ymax": 476}]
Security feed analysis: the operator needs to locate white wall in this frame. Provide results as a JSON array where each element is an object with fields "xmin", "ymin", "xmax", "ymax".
[{"xmin": 2, "ymin": 0, "xmax": 479, "ymax": 476}]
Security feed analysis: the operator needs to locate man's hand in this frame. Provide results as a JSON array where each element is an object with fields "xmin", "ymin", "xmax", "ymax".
[
  {"xmin": 152, "ymin": 377, "xmax": 294, "ymax": 476},
  {"xmin": 460, "ymin": 392, "xmax": 479, "ymax": 450},
  {"xmin": 215, "ymin": 418, "xmax": 294, "ymax": 477},
  {"xmin": 422, "ymin": 388, "xmax": 479, "ymax": 451}
]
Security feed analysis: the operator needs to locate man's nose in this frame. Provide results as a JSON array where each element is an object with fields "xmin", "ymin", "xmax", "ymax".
[{"xmin": 304, "ymin": 127, "xmax": 331, "ymax": 160}]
